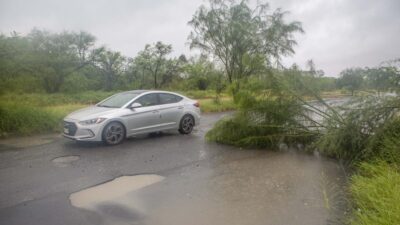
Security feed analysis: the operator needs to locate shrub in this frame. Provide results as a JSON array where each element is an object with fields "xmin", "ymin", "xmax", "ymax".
[
  {"xmin": 316, "ymin": 96, "xmax": 400, "ymax": 164},
  {"xmin": 206, "ymin": 93, "xmax": 319, "ymax": 148}
]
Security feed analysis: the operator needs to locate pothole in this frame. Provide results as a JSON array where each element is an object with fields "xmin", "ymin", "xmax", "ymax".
[
  {"xmin": 69, "ymin": 174, "xmax": 165, "ymax": 212},
  {"xmin": 52, "ymin": 155, "xmax": 80, "ymax": 167}
]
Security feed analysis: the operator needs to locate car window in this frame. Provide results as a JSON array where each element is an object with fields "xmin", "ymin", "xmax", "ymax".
[
  {"xmin": 98, "ymin": 93, "xmax": 139, "ymax": 108},
  {"xmin": 159, "ymin": 93, "xmax": 183, "ymax": 104},
  {"xmin": 134, "ymin": 93, "xmax": 159, "ymax": 107}
]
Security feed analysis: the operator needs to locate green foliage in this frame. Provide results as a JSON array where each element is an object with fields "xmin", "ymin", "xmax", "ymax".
[
  {"xmin": 131, "ymin": 42, "xmax": 185, "ymax": 89},
  {"xmin": 180, "ymin": 55, "xmax": 225, "ymax": 91},
  {"xmin": 96, "ymin": 50, "xmax": 126, "ymax": 91},
  {"xmin": 206, "ymin": 84, "xmax": 319, "ymax": 148},
  {"xmin": 316, "ymin": 96, "xmax": 400, "ymax": 164},
  {"xmin": 366, "ymin": 118, "xmax": 400, "ymax": 165},
  {"xmin": 282, "ymin": 67, "xmax": 336, "ymax": 95},
  {"xmin": 350, "ymin": 161, "xmax": 400, "ymax": 225},
  {"xmin": 189, "ymin": 0, "xmax": 303, "ymax": 84},
  {"xmin": 335, "ymin": 64, "xmax": 400, "ymax": 95},
  {"xmin": 1, "ymin": 30, "xmax": 215, "ymax": 94},
  {"xmin": 198, "ymin": 98, "xmax": 236, "ymax": 113},
  {"xmin": 364, "ymin": 66, "xmax": 400, "ymax": 94},
  {"xmin": 178, "ymin": 90, "xmax": 221, "ymax": 99},
  {"xmin": 336, "ymin": 68, "xmax": 364, "ymax": 95}
]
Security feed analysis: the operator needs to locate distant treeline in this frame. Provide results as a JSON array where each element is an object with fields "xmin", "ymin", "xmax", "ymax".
[{"xmin": 0, "ymin": 29, "xmax": 224, "ymax": 94}]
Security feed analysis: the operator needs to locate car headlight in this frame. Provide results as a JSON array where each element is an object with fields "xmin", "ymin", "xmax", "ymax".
[{"xmin": 79, "ymin": 118, "xmax": 106, "ymax": 126}]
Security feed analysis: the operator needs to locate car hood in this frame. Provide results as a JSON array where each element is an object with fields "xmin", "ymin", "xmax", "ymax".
[{"xmin": 65, "ymin": 106, "xmax": 119, "ymax": 121}]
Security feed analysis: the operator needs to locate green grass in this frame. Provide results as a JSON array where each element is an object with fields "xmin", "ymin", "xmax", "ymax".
[
  {"xmin": 0, "ymin": 102, "xmax": 87, "ymax": 137},
  {"xmin": 0, "ymin": 91, "xmax": 107, "ymax": 137},
  {"xmin": 350, "ymin": 161, "xmax": 400, "ymax": 225},
  {"xmin": 176, "ymin": 90, "xmax": 230, "ymax": 99},
  {"xmin": 198, "ymin": 98, "xmax": 236, "ymax": 113},
  {"xmin": 0, "ymin": 91, "xmax": 115, "ymax": 106}
]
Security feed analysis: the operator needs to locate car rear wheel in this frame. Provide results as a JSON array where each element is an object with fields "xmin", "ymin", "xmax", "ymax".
[
  {"xmin": 102, "ymin": 122, "xmax": 125, "ymax": 145},
  {"xmin": 179, "ymin": 115, "xmax": 194, "ymax": 134}
]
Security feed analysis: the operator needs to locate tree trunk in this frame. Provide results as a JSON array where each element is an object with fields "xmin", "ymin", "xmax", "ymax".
[{"xmin": 154, "ymin": 73, "xmax": 157, "ymax": 89}]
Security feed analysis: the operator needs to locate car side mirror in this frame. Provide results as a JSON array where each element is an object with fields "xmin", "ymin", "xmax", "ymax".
[{"xmin": 130, "ymin": 102, "xmax": 142, "ymax": 110}]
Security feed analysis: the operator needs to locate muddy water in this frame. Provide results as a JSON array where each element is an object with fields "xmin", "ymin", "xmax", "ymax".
[
  {"xmin": 70, "ymin": 175, "xmax": 165, "ymax": 224},
  {"xmin": 69, "ymin": 151, "xmax": 346, "ymax": 225}
]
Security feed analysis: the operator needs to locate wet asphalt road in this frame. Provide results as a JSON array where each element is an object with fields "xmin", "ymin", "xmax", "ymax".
[{"xmin": 0, "ymin": 112, "xmax": 347, "ymax": 225}]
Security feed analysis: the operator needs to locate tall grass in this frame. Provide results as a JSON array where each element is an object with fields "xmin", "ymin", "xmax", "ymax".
[
  {"xmin": 0, "ymin": 102, "xmax": 86, "ymax": 137},
  {"xmin": 198, "ymin": 98, "xmax": 236, "ymax": 113},
  {"xmin": 350, "ymin": 161, "xmax": 400, "ymax": 225},
  {"xmin": 0, "ymin": 91, "xmax": 115, "ymax": 106},
  {"xmin": 0, "ymin": 91, "xmax": 110, "ymax": 137}
]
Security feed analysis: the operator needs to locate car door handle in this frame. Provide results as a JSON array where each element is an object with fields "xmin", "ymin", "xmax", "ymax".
[
  {"xmin": 178, "ymin": 106, "xmax": 183, "ymax": 109},
  {"xmin": 152, "ymin": 110, "xmax": 159, "ymax": 113}
]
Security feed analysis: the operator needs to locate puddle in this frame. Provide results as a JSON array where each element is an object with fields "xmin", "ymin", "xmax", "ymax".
[
  {"xmin": 69, "ymin": 175, "xmax": 164, "ymax": 223},
  {"xmin": 142, "ymin": 153, "xmax": 346, "ymax": 225},
  {"xmin": 52, "ymin": 155, "xmax": 79, "ymax": 167}
]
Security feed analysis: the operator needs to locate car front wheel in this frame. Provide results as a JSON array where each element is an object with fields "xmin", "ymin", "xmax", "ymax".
[
  {"xmin": 179, "ymin": 115, "xmax": 194, "ymax": 134},
  {"xmin": 102, "ymin": 122, "xmax": 125, "ymax": 145}
]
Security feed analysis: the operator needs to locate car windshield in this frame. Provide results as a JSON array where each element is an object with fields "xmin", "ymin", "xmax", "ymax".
[{"xmin": 98, "ymin": 93, "xmax": 139, "ymax": 108}]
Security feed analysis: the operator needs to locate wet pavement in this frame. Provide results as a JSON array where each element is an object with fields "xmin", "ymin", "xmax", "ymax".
[{"xmin": 0, "ymin": 112, "xmax": 347, "ymax": 225}]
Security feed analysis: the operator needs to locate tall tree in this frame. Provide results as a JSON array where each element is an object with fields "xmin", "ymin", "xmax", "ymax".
[
  {"xmin": 306, "ymin": 59, "xmax": 324, "ymax": 77},
  {"xmin": 188, "ymin": 0, "xmax": 303, "ymax": 84},
  {"xmin": 337, "ymin": 68, "xmax": 364, "ymax": 96},
  {"xmin": 96, "ymin": 50, "xmax": 126, "ymax": 91},
  {"xmin": 25, "ymin": 29, "xmax": 103, "ymax": 93},
  {"xmin": 135, "ymin": 42, "xmax": 173, "ymax": 89}
]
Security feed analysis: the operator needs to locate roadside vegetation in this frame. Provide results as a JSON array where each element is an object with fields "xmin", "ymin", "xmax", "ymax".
[
  {"xmin": 1, "ymin": 0, "xmax": 399, "ymax": 224},
  {"xmin": 0, "ymin": 90, "xmax": 234, "ymax": 137}
]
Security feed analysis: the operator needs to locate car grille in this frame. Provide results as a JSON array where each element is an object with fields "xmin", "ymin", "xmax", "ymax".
[{"xmin": 64, "ymin": 121, "xmax": 77, "ymax": 136}]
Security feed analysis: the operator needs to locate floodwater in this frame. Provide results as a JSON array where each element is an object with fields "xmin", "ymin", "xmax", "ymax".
[
  {"xmin": 70, "ymin": 175, "xmax": 165, "ymax": 224},
  {"xmin": 69, "ymin": 150, "xmax": 347, "ymax": 225}
]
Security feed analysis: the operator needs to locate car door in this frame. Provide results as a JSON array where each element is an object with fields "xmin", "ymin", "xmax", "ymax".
[
  {"xmin": 157, "ymin": 93, "xmax": 184, "ymax": 129},
  {"xmin": 124, "ymin": 93, "xmax": 161, "ymax": 135}
]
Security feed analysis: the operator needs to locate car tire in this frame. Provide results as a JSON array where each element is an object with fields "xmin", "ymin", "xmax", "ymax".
[
  {"xmin": 102, "ymin": 121, "xmax": 126, "ymax": 145},
  {"xmin": 179, "ymin": 114, "xmax": 195, "ymax": 134}
]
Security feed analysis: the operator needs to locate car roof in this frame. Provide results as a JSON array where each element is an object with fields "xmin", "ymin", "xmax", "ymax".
[
  {"xmin": 121, "ymin": 90, "xmax": 182, "ymax": 95},
  {"xmin": 120, "ymin": 90, "xmax": 150, "ymax": 95}
]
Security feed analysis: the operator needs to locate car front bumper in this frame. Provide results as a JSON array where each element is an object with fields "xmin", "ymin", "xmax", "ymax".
[{"xmin": 62, "ymin": 119, "xmax": 104, "ymax": 142}]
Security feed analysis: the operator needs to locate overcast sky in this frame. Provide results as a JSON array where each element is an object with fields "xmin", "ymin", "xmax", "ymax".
[{"xmin": 1, "ymin": 0, "xmax": 399, "ymax": 76}]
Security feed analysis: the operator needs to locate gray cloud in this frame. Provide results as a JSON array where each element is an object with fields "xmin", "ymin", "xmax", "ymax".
[{"xmin": 1, "ymin": 0, "xmax": 399, "ymax": 76}]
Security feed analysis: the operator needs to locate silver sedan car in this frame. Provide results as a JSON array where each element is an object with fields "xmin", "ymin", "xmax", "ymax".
[{"xmin": 63, "ymin": 90, "xmax": 201, "ymax": 145}]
